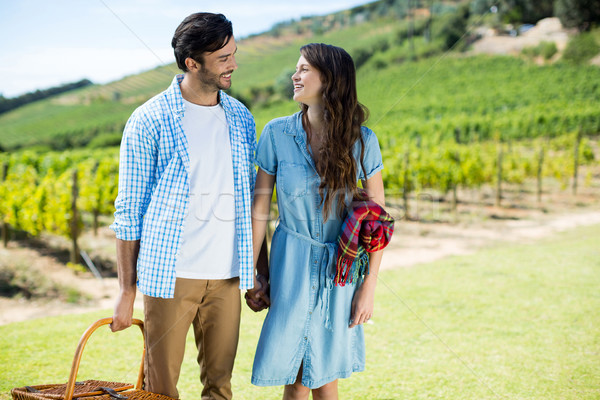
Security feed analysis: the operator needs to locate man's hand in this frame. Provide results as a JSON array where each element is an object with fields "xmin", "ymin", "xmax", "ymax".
[
  {"xmin": 110, "ymin": 289, "xmax": 136, "ymax": 332},
  {"xmin": 111, "ymin": 239, "xmax": 139, "ymax": 332},
  {"xmin": 245, "ymin": 274, "xmax": 270, "ymax": 312}
]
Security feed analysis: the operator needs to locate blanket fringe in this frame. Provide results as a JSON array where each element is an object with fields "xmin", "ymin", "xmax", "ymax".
[{"xmin": 333, "ymin": 247, "xmax": 369, "ymax": 287}]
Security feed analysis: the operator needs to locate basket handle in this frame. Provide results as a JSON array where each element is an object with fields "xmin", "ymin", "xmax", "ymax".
[{"xmin": 63, "ymin": 317, "xmax": 145, "ymax": 400}]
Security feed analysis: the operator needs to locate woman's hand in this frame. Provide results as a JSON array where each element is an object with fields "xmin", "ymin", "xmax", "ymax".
[{"xmin": 349, "ymin": 279, "xmax": 376, "ymax": 328}]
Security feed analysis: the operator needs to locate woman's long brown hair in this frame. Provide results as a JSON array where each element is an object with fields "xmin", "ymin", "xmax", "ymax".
[{"xmin": 300, "ymin": 43, "xmax": 369, "ymax": 220}]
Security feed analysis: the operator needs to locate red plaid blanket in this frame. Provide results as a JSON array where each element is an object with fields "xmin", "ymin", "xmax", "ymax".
[{"xmin": 335, "ymin": 196, "xmax": 394, "ymax": 286}]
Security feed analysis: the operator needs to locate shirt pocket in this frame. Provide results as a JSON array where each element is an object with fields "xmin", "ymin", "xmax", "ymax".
[{"xmin": 279, "ymin": 161, "xmax": 309, "ymax": 196}]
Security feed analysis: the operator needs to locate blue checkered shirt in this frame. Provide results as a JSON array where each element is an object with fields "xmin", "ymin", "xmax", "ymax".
[{"xmin": 110, "ymin": 75, "xmax": 256, "ymax": 297}]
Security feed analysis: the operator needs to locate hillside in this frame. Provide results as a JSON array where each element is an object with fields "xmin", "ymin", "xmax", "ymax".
[
  {"xmin": 0, "ymin": 0, "xmax": 598, "ymax": 152},
  {"xmin": 0, "ymin": 10, "xmax": 409, "ymax": 150}
]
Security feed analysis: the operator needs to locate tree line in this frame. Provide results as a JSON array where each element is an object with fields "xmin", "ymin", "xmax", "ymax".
[{"xmin": 0, "ymin": 79, "xmax": 93, "ymax": 115}]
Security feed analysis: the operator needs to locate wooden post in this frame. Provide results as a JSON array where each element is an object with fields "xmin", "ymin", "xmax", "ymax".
[
  {"xmin": 2, "ymin": 162, "xmax": 8, "ymax": 248},
  {"xmin": 451, "ymin": 184, "xmax": 458, "ymax": 222},
  {"xmin": 572, "ymin": 130, "xmax": 581, "ymax": 196},
  {"xmin": 496, "ymin": 144, "xmax": 503, "ymax": 208},
  {"xmin": 408, "ymin": 0, "xmax": 415, "ymax": 58},
  {"xmin": 403, "ymin": 149, "xmax": 410, "ymax": 220},
  {"xmin": 537, "ymin": 146, "xmax": 544, "ymax": 204},
  {"xmin": 425, "ymin": 0, "xmax": 433, "ymax": 43},
  {"xmin": 92, "ymin": 161, "xmax": 99, "ymax": 236},
  {"xmin": 451, "ymin": 150, "xmax": 460, "ymax": 219},
  {"xmin": 70, "ymin": 169, "xmax": 80, "ymax": 265},
  {"xmin": 93, "ymin": 209, "xmax": 99, "ymax": 236}
]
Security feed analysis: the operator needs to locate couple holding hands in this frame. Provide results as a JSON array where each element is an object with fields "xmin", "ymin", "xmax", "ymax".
[{"xmin": 110, "ymin": 12, "xmax": 393, "ymax": 400}]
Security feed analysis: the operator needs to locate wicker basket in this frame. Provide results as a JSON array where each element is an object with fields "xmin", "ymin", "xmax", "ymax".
[{"xmin": 11, "ymin": 318, "xmax": 175, "ymax": 400}]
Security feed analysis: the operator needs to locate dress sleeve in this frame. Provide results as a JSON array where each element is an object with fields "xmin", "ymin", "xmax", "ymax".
[
  {"xmin": 358, "ymin": 126, "xmax": 384, "ymax": 181},
  {"xmin": 255, "ymin": 122, "xmax": 277, "ymax": 175}
]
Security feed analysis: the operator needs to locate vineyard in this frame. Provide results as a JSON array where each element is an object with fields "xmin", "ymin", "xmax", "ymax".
[
  {"xmin": 1, "ymin": 129, "xmax": 597, "ymax": 266},
  {"xmin": 381, "ymin": 133, "xmax": 598, "ymax": 218},
  {"xmin": 0, "ymin": 149, "xmax": 119, "ymax": 263}
]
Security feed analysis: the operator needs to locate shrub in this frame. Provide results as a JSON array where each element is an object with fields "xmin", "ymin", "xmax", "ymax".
[
  {"xmin": 87, "ymin": 132, "xmax": 123, "ymax": 149},
  {"xmin": 540, "ymin": 41, "xmax": 559, "ymax": 59},
  {"xmin": 562, "ymin": 32, "xmax": 600, "ymax": 63},
  {"xmin": 521, "ymin": 41, "xmax": 558, "ymax": 60},
  {"xmin": 274, "ymin": 68, "xmax": 295, "ymax": 100},
  {"xmin": 0, "ymin": 261, "xmax": 84, "ymax": 302},
  {"xmin": 555, "ymin": 0, "xmax": 600, "ymax": 31},
  {"xmin": 352, "ymin": 47, "xmax": 374, "ymax": 69},
  {"xmin": 433, "ymin": 4, "xmax": 470, "ymax": 51}
]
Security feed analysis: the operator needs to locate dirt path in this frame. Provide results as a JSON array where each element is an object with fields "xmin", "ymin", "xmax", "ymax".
[{"xmin": 380, "ymin": 209, "xmax": 600, "ymax": 270}]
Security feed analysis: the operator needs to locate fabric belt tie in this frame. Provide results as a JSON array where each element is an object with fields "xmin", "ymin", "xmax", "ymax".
[{"xmin": 277, "ymin": 223, "xmax": 337, "ymax": 330}]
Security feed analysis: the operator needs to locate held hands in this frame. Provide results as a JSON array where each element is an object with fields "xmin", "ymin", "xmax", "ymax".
[
  {"xmin": 245, "ymin": 274, "xmax": 270, "ymax": 312},
  {"xmin": 349, "ymin": 279, "xmax": 376, "ymax": 328}
]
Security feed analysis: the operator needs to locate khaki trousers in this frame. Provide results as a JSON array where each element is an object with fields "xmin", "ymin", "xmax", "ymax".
[{"xmin": 143, "ymin": 277, "xmax": 241, "ymax": 400}]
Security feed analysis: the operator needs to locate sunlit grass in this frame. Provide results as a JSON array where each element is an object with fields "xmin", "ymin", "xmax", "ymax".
[{"xmin": 1, "ymin": 224, "xmax": 599, "ymax": 399}]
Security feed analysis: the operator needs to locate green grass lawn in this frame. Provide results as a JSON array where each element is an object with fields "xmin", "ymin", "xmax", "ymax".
[{"xmin": 1, "ymin": 224, "xmax": 599, "ymax": 399}]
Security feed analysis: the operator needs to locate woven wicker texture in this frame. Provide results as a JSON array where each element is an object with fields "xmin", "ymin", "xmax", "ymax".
[
  {"xmin": 11, "ymin": 318, "xmax": 176, "ymax": 400},
  {"xmin": 12, "ymin": 384, "xmax": 176, "ymax": 400},
  {"xmin": 11, "ymin": 380, "xmax": 131, "ymax": 399}
]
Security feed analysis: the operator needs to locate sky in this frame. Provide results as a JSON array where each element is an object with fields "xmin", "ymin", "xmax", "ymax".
[{"xmin": 0, "ymin": 0, "xmax": 371, "ymax": 98}]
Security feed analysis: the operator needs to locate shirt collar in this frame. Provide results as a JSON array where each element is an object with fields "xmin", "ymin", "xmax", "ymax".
[
  {"xmin": 166, "ymin": 75, "xmax": 185, "ymax": 116},
  {"xmin": 284, "ymin": 111, "xmax": 303, "ymax": 137}
]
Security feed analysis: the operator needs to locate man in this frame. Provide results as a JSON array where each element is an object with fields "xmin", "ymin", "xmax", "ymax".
[{"xmin": 110, "ymin": 12, "xmax": 267, "ymax": 400}]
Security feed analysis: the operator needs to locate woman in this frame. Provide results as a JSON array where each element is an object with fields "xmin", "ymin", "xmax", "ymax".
[{"xmin": 249, "ymin": 43, "xmax": 387, "ymax": 399}]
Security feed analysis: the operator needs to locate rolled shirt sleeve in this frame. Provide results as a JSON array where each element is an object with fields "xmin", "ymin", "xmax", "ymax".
[{"xmin": 110, "ymin": 109, "xmax": 159, "ymax": 241}]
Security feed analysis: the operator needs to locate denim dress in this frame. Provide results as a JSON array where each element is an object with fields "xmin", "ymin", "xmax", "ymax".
[{"xmin": 251, "ymin": 112, "xmax": 383, "ymax": 389}]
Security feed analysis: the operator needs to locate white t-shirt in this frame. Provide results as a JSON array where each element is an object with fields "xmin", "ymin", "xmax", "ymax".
[{"xmin": 174, "ymin": 99, "xmax": 239, "ymax": 279}]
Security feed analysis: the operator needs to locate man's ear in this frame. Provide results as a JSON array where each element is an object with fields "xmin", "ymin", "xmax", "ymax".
[{"xmin": 185, "ymin": 57, "xmax": 201, "ymax": 72}]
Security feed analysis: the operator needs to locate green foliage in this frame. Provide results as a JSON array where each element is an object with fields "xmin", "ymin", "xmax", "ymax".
[
  {"xmin": 470, "ymin": 0, "xmax": 495, "ymax": 14},
  {"xmin": 0, "ymin": 261, "xmax": 84, "ymax": 301},
  {"xmin": 352, "ymin": 47, "xmax": 375, "ymax": 69},
  {"xmin": 0, "ymin": 66, "xmax": 170, "ymax": 150},
  {"xmin": 521, "ymin": 41, "xmax": 558, "ymax": 60},
  {"xmin": 381, "ymin": 135, "xmax": 598, "ymax": 196},
  {"xmin": 470, "ymin": 0, "xmax": 554, "ymax": 24},
  {"xmin": 87, "ymin": 132, "xmax": 122, "ymax": 148},
  {"xmin": 0, "ymin": 79, "xmax": 92, "ymax": 115},
  {"xmin": 554, "ymin": 0, "xmax": 600, "ymax": 31},
  {"xmin": 562, "ymin": 31, "xmax": 600, "ymax": 63},
  {"xmin": 434, "ymin": 3, "xmax": 471, "ymax": 50},
  {"xmin": 274, "ymin": 68, "xmax": 295, "ymax": 100},
  {"xmin": 0, "ymin": 149, "xmax": 119, "ymax": 241},
  {"xmin": 78, "ymin": 157, "xmax": 119, "ymax": 216}
]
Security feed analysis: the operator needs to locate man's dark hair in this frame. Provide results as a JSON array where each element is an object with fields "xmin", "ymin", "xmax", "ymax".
[{"xmin": 171, "ymin": 13, "xmax": 233, "ymax": 71}]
